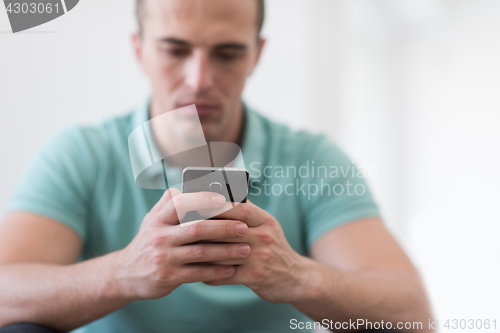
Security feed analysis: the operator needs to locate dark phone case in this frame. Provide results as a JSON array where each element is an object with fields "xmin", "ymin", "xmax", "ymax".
[{"xmin": 181, "ymin": 168, "xmax": 249, "ymax": 223}]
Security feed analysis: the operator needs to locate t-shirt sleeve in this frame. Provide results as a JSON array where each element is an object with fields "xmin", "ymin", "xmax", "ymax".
[
  {"xmin": 300, "ymin": 136, "xmax": 382, "ymax": 249},
  {"xmin": 5, "ymin": 127, "xmax": 96, "ymax": 242}
]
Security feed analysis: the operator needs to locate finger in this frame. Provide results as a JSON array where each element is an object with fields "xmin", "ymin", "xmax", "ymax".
[
  {"xmin": 203, "ymin": 265, "xmax": 247, "ymax": 286},
  {"xmin": 205, "ymin": 259, "xmax": 250, "ymax": 265},
  {"xmin": 204, "ymin": 280, "xmax": 238, "ymax": 286},
  {"xmin": 198, "ymin": 202, "xmax": 234, "ymax": 218},
  {"xmin": 172, "ymin": 243, "xmax": 251, "ymax": 264},
  {"xmin": 203, "ymin": 201, "xmax": 269, "ymax": 227},
  {"xmin": 146, "ymin": 189, "xmax": 182, "ymax": 226},
  {"xmin": 204, "ymin": 265, "xmax": 248, "ymax": 286},
  {"xmin": 172, "ymin": 219, "xmax": 248, "ymax": 245},
  {"xmin": 160, "ymin": 192, "xmax": 226, "ymax": 221},
  {"xmin": 176, "ymin": 264, "xmax": 236, "ymax": 283},
  {"xmin": 195, "ymin": 231, "xmax": 254, "ymax": 244},
  {"xmin": 158, "ymin": 191, "xmax": 227, "ymax": 224},
  {"xmin": 203, "ymin": 275, "xmax": 241, "ymax": 286},
  {"xmin": 150, "ymin": 188, "xmax": 178, "ymax": 213}
]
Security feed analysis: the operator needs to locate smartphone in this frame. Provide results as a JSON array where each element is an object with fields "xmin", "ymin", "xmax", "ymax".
[{"xmin": 180, "ymin": 167, "xmax": 249, "ymax": 223}]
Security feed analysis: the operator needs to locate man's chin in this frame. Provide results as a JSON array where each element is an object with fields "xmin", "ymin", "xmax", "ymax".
[
  {"xmin": 174, "ymin": 121, "xmax": 219, "ymax": 142},
  {"xmin": 199, "ymin": 124, "xmax": 222, "ymax": 142}
]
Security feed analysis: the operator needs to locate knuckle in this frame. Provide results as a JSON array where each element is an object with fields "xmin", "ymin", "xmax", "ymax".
[
  {"xmin": 151, "ymin": 215, "xmax": 163, "ymax": 225},
  {"xmin": 148, "ymin": 234, "xmax": 167, "ymax": 248},
  {"xmin": 152, "ymin": 270, "xmax": 169, "ymax": 283},
  {"xmin": 171, "ymin": 195, "xmax": 184, "ymax": 212},
  {"xmin": 256, "ymin": 249, "xmax": 272, "ymax": 262},
  {"xmin": 193, "ymin": 268, "xmax": 205, "ymax": 279},
  {"xmin": 151, "ymin": 251, "xmax": 165, "ymax": 266},
  {"xmin": 227, "ymin": 245, "xmax": 236, "ymax": 258},
  {"xmin": 146, "ymin": 212, "xmax": 162, "ymax": 225},
  {"xmin": 215, "ymin": 266, "xmax": 228, "ymax": 277},
  {"xmin": 256, "ymin": 231, "xmax": 274, "ymax": 245},
  {"xmin": 165, "ymin": 198, "xmax": 176, "ymax": 212},
  {"xmin": 238, "ymin": 204, "xmax": 251, "ymax": 220},
  {"xmin": 265, "ymin": 216, "xmax": 276, "ymax": 227},
  {"xmin": 191, "ymin": 245, "xmax": 206, "ymax": 258},
  {"xmin": 224, "ymin": 221, "xmax": 234, "ymax": 236},
  {"xmin": 165, "ymin": 188, "xmax": 175, "ymax": 199},
  {"xmin": 187, "ymin": 223, "xmax": 202, "ymax": 238},
  {"xmin": 253, "ymin": 267, "xmax": 269, "ymax": 281},
  {"xmin": 157, "ymin": 191, "xmax": 170, "ymax": 206}
]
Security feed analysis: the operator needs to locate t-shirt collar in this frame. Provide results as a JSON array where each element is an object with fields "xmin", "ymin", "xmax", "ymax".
[{"xmin": 129, "ymin": 97, "xmax": 266, "ymax": 187}]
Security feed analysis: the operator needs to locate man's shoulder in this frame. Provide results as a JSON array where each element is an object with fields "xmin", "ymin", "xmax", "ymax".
[
  {"xmin": 247, "ymin": 107, "xmax": 338, "ymax": 163},
  {"xmin": 35, "ymin": 109, "xmax": 137, "ymax": 175},
  {"xmin": 84, "ymin": 110, "xmax": 136, "ymax": 141},
  {"xmin": 54, "ymin": 110, "xmax": 135, "ymax": 149}
]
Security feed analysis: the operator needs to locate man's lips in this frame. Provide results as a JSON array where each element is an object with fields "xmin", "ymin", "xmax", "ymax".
[{"xmin": 176, "ymin": 103, "xmax": 221, "ymax": 117}]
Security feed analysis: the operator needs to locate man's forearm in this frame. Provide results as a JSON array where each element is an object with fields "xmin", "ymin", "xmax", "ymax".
[
  {"xmin": 0, "ymin": 251, "xmax": 131, "ymax": 332},
  {"xmin": 290, "ymin": 258, "xmax": 434, "ymax": 332}
]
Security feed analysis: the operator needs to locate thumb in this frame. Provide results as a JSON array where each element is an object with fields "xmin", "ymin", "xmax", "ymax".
[{"xmin": 151, "ymin": 188, "xmax": 180, "ymax": 213}]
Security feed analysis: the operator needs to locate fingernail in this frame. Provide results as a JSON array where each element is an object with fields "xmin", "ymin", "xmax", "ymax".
[
  {"xmin": 238, "ymin": 244, "xmax": 250, "ymax": 256},
  {"xmin": 236, "ymin": 223, "xmax": 248, "ymax": 236},
  {"xmin": 199, "ymin": 209, "xmax": 210, "ymax": 216},
  {"xmin": 225, "ymin": 266, "xmax": 235, "ymax": 275},
  {"xmin": 212, "ymin": 194, "xmax": 226, "ymax": 206}
]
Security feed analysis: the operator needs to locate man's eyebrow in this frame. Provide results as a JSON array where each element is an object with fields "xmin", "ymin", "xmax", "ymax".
[
  {"xmin": 156, "ymin": 38, "xmax": 247, "ymax": 51},
  {"xmin": 157, "ymin": 37, "xmax": 191, "ymax": 46},
  {"xmin": 213, "ymin": 43, "xmax": 248, "ymax": 51}
]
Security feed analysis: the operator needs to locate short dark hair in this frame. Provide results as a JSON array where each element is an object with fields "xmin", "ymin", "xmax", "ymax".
[{"xmin": 136, "ymin": 0, "xmax": 265, "ymax": 38}]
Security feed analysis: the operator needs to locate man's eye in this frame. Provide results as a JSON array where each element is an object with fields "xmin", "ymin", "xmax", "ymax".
[
  {"xmin": 215, "ymin": 52, "xmax": 243, "ymax": 61},
  {"xmin": 164, "ymin": 48, "xmax": 190, "ymax": 57}
]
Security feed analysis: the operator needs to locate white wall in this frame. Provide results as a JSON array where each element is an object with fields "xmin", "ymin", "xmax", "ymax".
[
  {"xmin": 405, "ymin": 0, "xmax": 500, "ymax": 324},
  {"xmin": 0, "ymin": 0, "xmax": 149, "ymax": 216},
  {"xmin": 1, "ymin": 0, "xmax": 499, "ymax": 330},
  {"xmin": 299, "ymin": 0, "xmax": 500, "ymax": 328}
]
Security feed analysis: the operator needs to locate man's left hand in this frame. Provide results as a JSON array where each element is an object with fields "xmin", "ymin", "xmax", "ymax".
[{"xmin": 198, "ymin": 201, "xmax": 316, "ymax": 304}]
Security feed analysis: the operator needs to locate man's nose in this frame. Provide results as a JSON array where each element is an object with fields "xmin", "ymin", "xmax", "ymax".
[{"xmin": 185, "ymin": 51, "xmax": 214, "ymax": 92}]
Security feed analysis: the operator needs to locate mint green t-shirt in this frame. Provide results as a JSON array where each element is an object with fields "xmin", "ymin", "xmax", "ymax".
[{"xmin": 6, "ymin": 100, "xmax": 381, "ymax": 333}]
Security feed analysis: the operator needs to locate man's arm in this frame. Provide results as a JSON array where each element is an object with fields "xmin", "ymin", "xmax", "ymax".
[
  {"xmin": 200, "ymin": 203, "xmax": 434, "ymax": 332},
  {"xmin": 291, "ymin": 217, "xmax": 434, "ymax": 332},
  {"xmin": 0, "ymin": 190, "xmax": 251, "ymax": 332},
  {"xmin": 0, "ymin": 212, "xmax": 132, "ymax": 331}
]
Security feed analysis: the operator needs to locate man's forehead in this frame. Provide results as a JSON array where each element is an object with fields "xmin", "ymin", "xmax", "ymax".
[{"xmin": 142, "ymin": 0, "xmax": 258, "ymax": 44}]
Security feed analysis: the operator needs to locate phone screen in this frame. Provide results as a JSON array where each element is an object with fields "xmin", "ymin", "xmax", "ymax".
[
  {"xmin": 180, "ymin": 167, "xmax": 249, "ymax": 223},
  {"xmin": 182, "ymin": 168, "xmax": 249, "ymax": 203}
]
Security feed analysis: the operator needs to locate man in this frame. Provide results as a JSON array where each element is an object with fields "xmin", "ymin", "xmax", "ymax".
[{"xmin": 0, "ymin": 0, "xmax": 434, "ymax": 332}]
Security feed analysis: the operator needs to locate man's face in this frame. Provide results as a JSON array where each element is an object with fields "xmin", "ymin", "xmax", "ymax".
[{"xmin": 133, "ymin": 0, "xmax": 264, "ymax": 142}]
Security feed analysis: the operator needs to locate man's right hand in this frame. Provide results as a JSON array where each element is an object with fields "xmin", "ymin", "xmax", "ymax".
[{"xmin": 113, "ymin": 188, "xmax": 251, "ymax": 300}]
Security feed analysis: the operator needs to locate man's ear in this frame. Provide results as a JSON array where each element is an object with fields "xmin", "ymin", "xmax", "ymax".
[
  {"xmin": 248, "ymin": 37, "xmax": 266, "ymax": 77},
  {"xmin": 131, "ymin": 32, "xmax": 147, "ymax": 74}
]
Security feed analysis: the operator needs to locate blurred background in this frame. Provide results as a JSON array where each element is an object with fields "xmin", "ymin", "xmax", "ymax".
[{"xmin": 1, "ymin": 0, "xmax": 499, "ymax": 330}]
